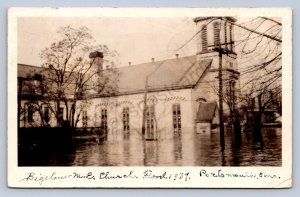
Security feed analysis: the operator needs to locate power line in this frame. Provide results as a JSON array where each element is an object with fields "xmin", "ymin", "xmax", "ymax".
[{"xmin": 224, "ymin": 18, "xmax": 282, "ymax": 43}]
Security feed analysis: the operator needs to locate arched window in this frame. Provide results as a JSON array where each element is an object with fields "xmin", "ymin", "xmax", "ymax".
[
  {"xmin": 201, "ymin": 25, "xmax": 208, "ymax": 51},
  {"xmin": 122, "ymin": 107, "xmax": 130, "ymax": 132},
  {"xmin": 196, "ymin": 97, "xmax": 207, "ymax": 103},
  {"xmin": 213, "ymin": 22, "xmax": 220, "ymax": 46},
  {"xmin": 101, "ymin": 108, "xmax": 107, "ymax": 131},
  {"xmin": 172, "ymin": 104, "xmax": 181, "ymax": 134}
]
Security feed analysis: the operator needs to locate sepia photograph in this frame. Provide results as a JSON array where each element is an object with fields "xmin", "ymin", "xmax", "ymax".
[{"xmin": 8, "ymin": 8, "xmax": 292, "ymax": 188}]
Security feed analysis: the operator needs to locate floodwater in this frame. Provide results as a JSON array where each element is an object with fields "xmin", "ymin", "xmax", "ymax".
[{"xmin": 19, "ymin": 127, "xmax": 281, "ymax": 166}]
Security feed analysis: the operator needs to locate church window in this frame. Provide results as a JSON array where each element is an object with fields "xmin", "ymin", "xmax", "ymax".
[
  {"xmin": 146, "ymin": 105, "xmax": 155, "ymax": 139},
  {"xmin": 101, "ymin": 108, "xmax": 108, "ymax": 130},
  {"xmin": 123, "ymin": 107, "xmax": 130, "ymax": 132},
  {"xmin": 173, "ymin": 104, "xmax": 181, "ymax": 133}
]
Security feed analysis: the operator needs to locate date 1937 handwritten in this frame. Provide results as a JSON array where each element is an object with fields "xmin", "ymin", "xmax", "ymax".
[{"xmin": 143, "ymin": 170, "xmax": 191, "ymax": 182}]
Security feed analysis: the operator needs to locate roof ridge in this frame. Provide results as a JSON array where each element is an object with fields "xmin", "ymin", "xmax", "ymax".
[
  {"xmin": 18, "ymin": 63, "xmax": 43, "ymax": 68},
  {"xmin": 118, "ymin": 55, "xmax": 196, "ymax": 70}
]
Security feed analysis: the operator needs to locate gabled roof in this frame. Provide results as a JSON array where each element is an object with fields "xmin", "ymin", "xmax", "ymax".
[
  {"xmin": 18, "ymin": 64, "xmax": 77, "ymax": 98},
  {"xmin": 116, "ymin": 55, "xmax": 212, "ymax": 94},
  {"xmin": 196, "ymin": 101, "xmax": 218, "ymax": 123},
  {"xmin": 18, "ymin": 55, "xmax": 213, "ymax": 96},
  {"xmin": 18, "ymin": 64, "xmax": 45, "ymax": 78}
]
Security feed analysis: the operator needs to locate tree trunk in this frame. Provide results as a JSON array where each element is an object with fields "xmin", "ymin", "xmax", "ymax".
[{"xmin": 56, "ymin": 100, "xmax": 61, "ymax": 127}]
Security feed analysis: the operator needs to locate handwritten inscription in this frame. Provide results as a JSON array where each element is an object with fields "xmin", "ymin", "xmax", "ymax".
[
  {"xmin": 20, "ymin": 170, "xmax": 190, "ymax": 185},
  {"xmin": 199, "ymin": 169, "xmax": 281, "ymax": 180},
  {"xmin": 20, "ymin": 172, "xmax": 73, "ymax": 185},
  {"xmin": 73, "ymin": 172, "xmax": 95, "ymax": 180},
  {"xmin": 143, "ymin": 170, "xmax": 190, "ymax": 181},
  {"xmin": 99, "ymin": 170, "xmax": 138, "ymax": 179},
  {"xmin": 19, "ymin": 169, "xmax": 281, "ymax": 186}
]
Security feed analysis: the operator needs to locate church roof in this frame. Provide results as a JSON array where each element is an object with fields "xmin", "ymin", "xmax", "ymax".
[
  {"xmin": 17, "ymin": 55, "xmax": 212, "ymax": 96},
  {"xmin": 116, "ymin": 55, "xmax": 212, "ymax": 95},
  {"xmin": 196, "ymin": 101, "xmax": 218, "ymax": 123}
]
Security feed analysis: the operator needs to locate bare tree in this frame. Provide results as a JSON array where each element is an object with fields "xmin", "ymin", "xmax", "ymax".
[
  {"xmin": 234, "ymin": 17, "xmax": 282, "ymax": 128},
  {"xmin": 18, "ymin": 71, "xmax": 52, "ymax": 127},
  {"xmin": 39, "ymin": 25, "xmax": 119, "ymax": 128},
  {"xmin": 236, "ymin": 17, "xmax": 282, "ymax": 96}
]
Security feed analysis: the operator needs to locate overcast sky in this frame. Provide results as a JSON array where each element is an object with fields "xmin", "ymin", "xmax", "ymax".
[
  {"xmin": 18, "ymin": 17, "xmax": 198, "ymax": 67},
  {"xmin": 17, "ymin": 16, "xmax": 281, "ymax": 73}
]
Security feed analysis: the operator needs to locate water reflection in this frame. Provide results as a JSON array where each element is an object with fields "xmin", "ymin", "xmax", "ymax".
[
  {"xmin": 173, "ymin": 134, "xmax": 183, "ymax": 163},
  {"xmin": 19, "ymin": 127, "xmax": 281, "ymax": 166}
]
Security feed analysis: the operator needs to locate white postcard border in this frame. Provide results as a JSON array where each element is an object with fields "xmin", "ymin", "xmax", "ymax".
[{"xmin": 7, "ymin": 7, "xmax": 292, "ymax": 188}]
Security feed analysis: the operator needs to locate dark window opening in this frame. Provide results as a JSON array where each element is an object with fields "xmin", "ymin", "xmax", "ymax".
[
  {"xmin": 58, "ymin": 107, "xmax": 64, "ymax": 126},
  {"xmin": 28, "ymin": 105, "xmax": 34, "ymax": 122},
  {"xmin": 43, "ymin": 106, "xmax": 49, "ymax": 123}
]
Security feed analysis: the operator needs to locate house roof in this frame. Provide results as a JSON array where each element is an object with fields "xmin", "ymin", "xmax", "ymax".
[
  {"xmin": 196, "ymin": 101, "xmax": 218, "ymax": 123},
  {"xmin": 18, "ymin": 64, "xmax": 45, "ymax": 78},
  {"xmin": 18, "ymin": 55, "xmax": 212, "ymax": 96},
  {"xmin": 18, "ymin": 64, "xmax": 77, "ymax": 97}
]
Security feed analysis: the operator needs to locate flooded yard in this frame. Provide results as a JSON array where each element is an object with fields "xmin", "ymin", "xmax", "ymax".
[{"xmin": 19, "ymin": 127, "xmax": 281, "ymax": 166}]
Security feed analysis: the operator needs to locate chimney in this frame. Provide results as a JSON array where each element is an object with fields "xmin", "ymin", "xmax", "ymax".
[
  {"xmin": 89, "ymin": 51, "xmax": 104, "ymax": 72},
  {"xmin": 151, "ymin": 58, "xmax": 155, "ymax": 62},
  {"xmin": 176, "ymin": 54, "xmax": 179, "ymax": 59}
]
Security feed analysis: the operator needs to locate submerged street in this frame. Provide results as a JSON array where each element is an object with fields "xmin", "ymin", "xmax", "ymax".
[{"xmin": 19, "ymin": 127, "xmax": 281, "ymax": 166}]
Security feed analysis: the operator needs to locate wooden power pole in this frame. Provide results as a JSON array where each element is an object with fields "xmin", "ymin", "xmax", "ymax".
[
  {"xmin": 141, "ymin": 76, "xmax": 149, "ymax": 136},
  {"xmin": 213, "ymin": 46, "xmax": 226, "ymax": 152},
  {"xmin": 218, "ymin": 48, "xmax": 225, "ymax": 151}
]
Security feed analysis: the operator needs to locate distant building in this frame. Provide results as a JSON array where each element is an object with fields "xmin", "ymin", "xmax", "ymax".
[{"xmin": 17, "ymin": 17, "xmax": 240, "ymax": 139}]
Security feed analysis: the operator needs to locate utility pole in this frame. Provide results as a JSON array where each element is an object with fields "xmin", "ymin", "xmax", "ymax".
[
  {"xmin": 141, "ymin": 59, "xmax": 166, "ymax": 139},
  {"xmin": 218, "ymin": 48, "xmax": 225, "ymax": 151},
  {"xmin": 141, "ymin": 76, "xmax": 149, "ymax": 136},
  {"xmin": 213, "ymin": 47, "xmax": 225, "ymax": 151},
  {"xmin": 213, "ymin": 41, "xmax": 226, "ymax": 152}
]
